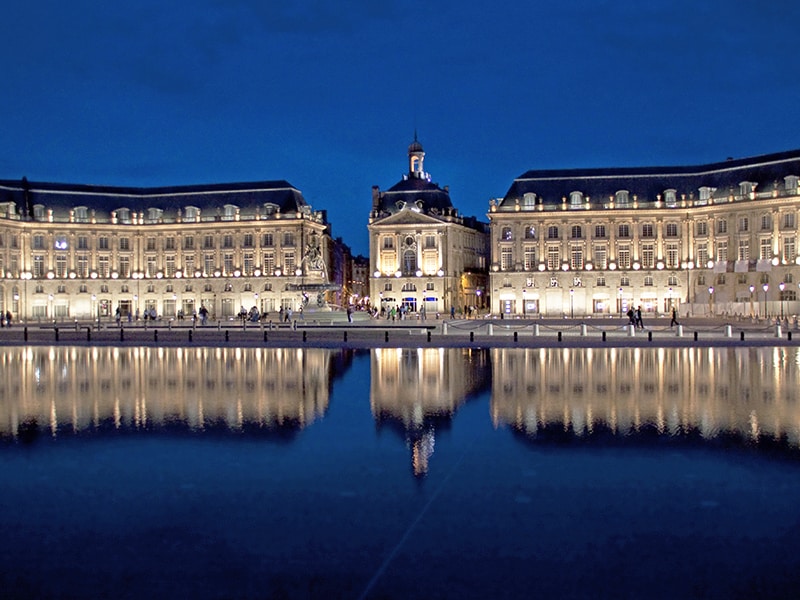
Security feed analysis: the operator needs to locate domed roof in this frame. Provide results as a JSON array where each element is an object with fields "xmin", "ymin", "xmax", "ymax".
[{"xmin": 408, "ymin": 139, "xmax": 424, "ymax": 153}]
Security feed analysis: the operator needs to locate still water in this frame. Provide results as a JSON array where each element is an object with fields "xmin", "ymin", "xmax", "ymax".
[{"xmin": 1, "ymin": 346, "xmax": 800, "ymax": 599}]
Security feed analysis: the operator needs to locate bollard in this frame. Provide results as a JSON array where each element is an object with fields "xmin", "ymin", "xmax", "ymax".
[
  {"xmin": 385, "ymin": 331, "xmax": 389, "ymax": 342},
  {"xmin": 676, "ymin": 324, "xmax": 684, "ymax": 337},
  {"xmin": 87, "ymin": 327, "xmax": 91, "ymax": 342},
  {"xmin": 55, "ymin": 327, "xmax": 59, "ymax": 342},
  {"xmin": 534, "ymin": 323, "xmax": 540, "ymax": 336},
  {"xmin": 442, "ymin": 322, "xmax": 448, "ymax": 335},
  {"xmin": 725, "ymin": 325, "xmax": 732, "ymax": 338},
  {"xmin": 154, "ymin": 330, "xmax": 158, "ymax": 342},
  {"xmin": 344, "ymin": 331, "xmax": 348, "ymax": 342},
  {"xmin": 694, "ymin": 331, "xmax": 698, "ymax": 341},
  {"xmin": 514, "ymin": 331, "xmax": 518, "ymax": 342},
  {"xmin": 602, "ymin": 331, "xmax": 606, "ymax": 342},
  {"xmin": 427, "ymin": 330, "xmax": 431, "ymax": 343},
  {"xmin": 225, "ymin": 330, "xmax": 229, "ymax": 342},
  {"xmin": 303, "ymin": 331, "xmax": 307, "ymax": 342},
  {"xmin": 264, "ymin": 331, "xmax": 268, "ymax": 342},
  {"xmin": 292, "ymin": 320, "xmax": 297, "ymax": 331},
  {"xmin": 740, "ymin": 331, "xmax": 745, "ymax": 341},
  {"xmin": 628, "ymin": 324, "xmax": 635, "ymax": 337},
  {"xmin": 470, "ymin": 331, "xmax": 475, "ymax": 342},
  {"xmin": 189, "ymin": 330, "xmax": 193, "ymax": 342},
  {"xmin": 580, "ymin": 324, "xmax": 587, "ymax": 336},
  {"xmin": 789, "ymin": 331, "xmax": 793, "ymax": 341},
  {"xmin": 488, "ymin": 323, "xmax": 494, "ymax": 336},
  {"xmin": 775, "ymin": 324, "xmax": 782, "ymax": 338},
  {"xmin": 120, "ymin": 328, "xmax": 124, "ymax": 342},
  {"xmin": 24, "ymin": 327, "xmax": 28, "ymax": 342},
  {"xmin": 217, "ymin": 320, "xmax": 221, "ymax": 330},
  {"xmin": 168, "ymin": 321, "xmax": 172, "ymax": 331},
  {"xmin": 648, "ymin": 331, "xmax": 652, "ymax": 342},
  {"xmin": 558, "ymin": 331, "xmax": 562, "ymax": 342}
]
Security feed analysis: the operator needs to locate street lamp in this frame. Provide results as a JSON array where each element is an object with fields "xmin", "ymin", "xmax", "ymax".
[
  {"xmin": 682, "ymin": 260, "xmax": 694, "ymax": 316},
  {"xmin": 708, "ymin": 286, "xmax": 714, "ymax": 316},
  {"xmin": 762, "ymin": 283, "xmax": 769, "ymax": 318},
  {"xmin": 749, "ymin": 285, "xmax": 755, "ymax": 318},
  {"xmin": 779, "ymin": 282, "xmax": 785, "ymax": 319},
  {"xmin": 618, "ymin": 287, "xmax": 623, "ymax": 313},
  {"xmin": 522, "ymin": 288, "xmax": 526, "ymax": 317},
  {"xmin": 570, "ymin": 288, "xmax": 574, "ymax": 319}
]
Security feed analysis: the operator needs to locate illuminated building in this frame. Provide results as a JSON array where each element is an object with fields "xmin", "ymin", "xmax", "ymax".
[
  {"xmin": 488, "ymin": 149, "xmax": 800, "ymax": 318},
  {"xmin": 0, "ymin": 178, "xmax": 332, "ymax": 321},
  {"xmin": 368, "ymin": 137, "xmax": 489, "ymax": 316}
]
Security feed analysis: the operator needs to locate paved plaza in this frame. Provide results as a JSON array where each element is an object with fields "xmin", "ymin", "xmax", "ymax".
[{"xmin": 0, "ymin": 315, "xmax": 796, "ymax": 349}]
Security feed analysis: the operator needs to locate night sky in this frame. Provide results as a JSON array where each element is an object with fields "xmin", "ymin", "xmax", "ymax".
[{"xmin": 3, "ymin": 1, "xmax": 799, "ymax": 255}]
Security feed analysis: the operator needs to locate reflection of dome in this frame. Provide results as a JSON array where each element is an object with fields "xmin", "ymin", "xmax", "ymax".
[{"xmin": 408, "ymin": 139, "xmax": 424, "ymax": 153}]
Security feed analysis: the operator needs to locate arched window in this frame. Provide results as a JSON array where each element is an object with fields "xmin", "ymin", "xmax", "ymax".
[
  {"xmin": 547, "ymin": 226, "xmax": 559, "ymax": 240},
  {"xmin": 501, "ymin": 227, "xmax": 512, "ymax": 241},
  {"xmin": 524, "ymin": 226, "xmax": 536, "ymax": 239},
  {"xmin": 570, "ymin": 191, "xmax": 583, "ymax": 206},
  {"xmin": 184, "ymin": 206, "xmax": 199, "ymax": 222},
  {"xmin": 615, "ymin": 190, "xmax": 630, "ymax": 206},
  {"xmin": 403, "ymin": 249, "xmax": 417, "ymax": 274},
  {"xmin": 571, "ymin": 225, "xmax": 582, "ymax": 239}
]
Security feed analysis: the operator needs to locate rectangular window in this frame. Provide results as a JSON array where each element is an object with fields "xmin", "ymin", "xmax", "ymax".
[
  {"xmin": 262, "ymin": 252, "xmax": 275, "ymax": 275},
  {"xmin": 146, "ymin": 237, "xmax": 156, "ymax": 251},
  {"xmin": 147, "ymin": 257, "xmax": 158, "ymax": 278},
  {"xmin": 641, "ymin": 244, "xmax": 654, "ymax": 269},
  {"xmin": 717, "ymin": 219, "xmax": 728, "ymax": 234},
  {"xmin": 184, "ymin": 236, "xmax": 194, "ymax": 250},
  {"xmin": 761, "ymin": 215, "xmax": 772, "ymax": 231},
  {"xmin": 739, "ymin": 217, "xmax": 749, "ymax": 232},
  {"xmin": 164, "ymin": 237, "xmax": 175, "ymax": 250},
  {"xmin": 570, "ymin": 246, "xmax": 583, "ymax": 270},
  {"xmin": 119, "ymin": 237, "xmax": 130, "ymax": 251},
  {"xmin": 223, "ymin": 253, "xmax": 234, "ymax": 274},
  {"xmin": 32, "ymin": 255, "xmax": 45, "ymax": 278},
  {"xmin": 55, "ymin": 255, "xmax": 67, "ymax": 278},
  {"xmin": 500, "ymin": 247, "xmax": 513, "ymax": 271},
  {"xmin": 696, "ymin": 221, "xmax": 708, "ymax": 236},
  {"xmin": 243, "ymin": 234, "xmax": 254, "ymax": 248},
  {"xmin": 696, "ymin": 243, "xmax": 708, "ymax": 267},
  {"xmin": 594, "ymin": 225, "xmax": 606, "ymax": 239},
  {"xmin": 32, "ymin": 235, "xmax": 45, "ymax": 250},
  {"xmin": 424, "ymin": 235, "xmax": 436, "ymax": 249},
  {"xmin": 283, "ymin": 232, "xmax": 295, "ymax": 247},
  {"xmin": 204, "ymin": 235, "xmax": 215, "ymax": 249},
  {"xmin": 593, "ymin": 246, "xmax": 607, "ymax": 270},
  {"xmin": 547, "ymin": 246, "xmax": 560, "ymax": 271},
  {"xmin": 283, "ymin": 252, "xmax": 295, "ymax": 275},
  {"xmin": 783, "ymin": 237, "xmax": 796, "ymax": 263},
  {"xmin": 716, "ymin": 240, "xmax": 728, "ymax": 263},
  {"xmin": 641, "ymin": 224, "xmax": 654, "ymax": 238},
  {"xmin": 98, "ymin": 255, "xmax": 110, "ymax": 278},
  {"xmin": 666, "ymin": 243, "xmax": 679, "ymax": 269},
  {"xmin": 222, "ymin": 235, "xmax": 233, "ymax": 249},
  {"xmin": 738, "ymin": 239, "xmax": 749, "ymax": 261},
  {"xmin": 547, "ymin": 226, "xmax": 559, "ymax": 240},
  {"xmin": 617, "ymin": 246, "xmax": 631, "ymax": 269},
  {"xmin": 118, "ymin": 255, "xmax": 130, "ymax": 278},
  {"xmin": 261, "ymin": 233, "xmax": 273, "ymax": 247},
  {"xmin": 165, "ymin": 256, "xmax": 176, "ymax": 277},
  {"xmin": 77, "ymin": 236, "xmax": 89, "ymax": 250},
  {"xmin": 783, "ymin": 212, "xmax": 796, "ymax": 229},
  {"xmin": 204, "ymin": 254, "xmax": 215, "ymax": 275},
  {"xmin": 618, "ymin": 224, "xmax": 630, "ymax": 238},
  {"xmin": 76, "ymin": 254, "xmax": 89, "ymax": 278},
  {"xmin": 665, "ymin": 223, "xmax": 678, "ymax": 237},
  {"xmin": 243, "ymin": 252, "xmax": 254, "ymax": 275},
  {"xmin": 523, "ymin": 246, "xmax": 537, "ymax": 270},
  {"xmin": 760, "ymin": 238, "xmax": 772, "ymax": 260},
  {"xmin": 383, "ymin": 237, "xmax": 394, "ymax": 249}
]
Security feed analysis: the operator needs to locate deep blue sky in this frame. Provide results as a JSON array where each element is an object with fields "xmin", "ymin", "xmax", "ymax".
[{"xmin": 3, "ymin": 1, "xmax": 799, "ymax": 255}]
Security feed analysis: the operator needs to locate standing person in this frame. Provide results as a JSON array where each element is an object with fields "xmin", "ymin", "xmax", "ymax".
[
  {"xmin": 670, "ymin": 307, "xmax": 679, "ymax": 328},
  {"xmin": 346, "ymin": 306, "xmax": 353, "ymax": 323},
  {"xmin": 626, "ymin": 307, "xmax": 635, "ymax": 325},
  {"xmin": 115, "ymin": 306, "xmax": 121, "ymax": 326},
  {"xmin": 5, "ymin": 310, "xmax": 11, "ymax": 327},
  {"xmin": 450, "ymin": 305, "xmax": 455, "ymax": 319},
  {"xmin": 635, "ymin": 306, "xmax": 644, "ymax": 329}
]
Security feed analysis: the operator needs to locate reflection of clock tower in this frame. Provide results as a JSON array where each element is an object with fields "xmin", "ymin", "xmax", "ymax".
[{"xmin": 368, "ymin": 137, "xmax": 489, "ymax": 317}]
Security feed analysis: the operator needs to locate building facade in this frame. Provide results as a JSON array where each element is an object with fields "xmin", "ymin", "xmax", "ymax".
[
  {"xmin": 368, "ymin": 138, "xmax": 489, "ymax": 316},
  {"xmin": 0, "ymin": 178, "xmax": 334, "ymax": 322},
  {"xmin": 488, "ymin": 150, "xmax": 800, "ymax": 319}
]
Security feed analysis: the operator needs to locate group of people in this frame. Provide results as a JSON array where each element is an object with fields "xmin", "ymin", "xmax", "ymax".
[{"xmin": 626, "ymin": 306, "xmax": 645, "ymax": 329}]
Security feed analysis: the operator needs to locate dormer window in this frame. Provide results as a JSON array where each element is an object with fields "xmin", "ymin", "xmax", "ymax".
[
  {"xmin": 116, "ymin": 208, "xmax": 132, "ymax": 224},
  {"xmin": 147, "ymin": 208, "xmax": 163, "ymax": 223},
  {"xmin": 184, "ymin": 206, "xmax": 199, "ymax": 222},
  {"xmin": 74, "ymin": 206, "xmax": 89, "ymax": 222},
  {"xmin": 263, "ymin": 203, "xmax": 280, "ymax": 216},
  {"xmin": 523, "ymin": 193, "xmax": 536, "ymax": 208},
  {"xmin": 222, "ymin": 204, "xmax": 238, "ymax": 221},
  {"xmin": 698, "ymin": 187, "xmax": 716, "ymax": 203},
  {"xmin": 615, "ymin": 190, "xmax": 630, "ymax": 206},
  {"xmin": 663, "ymin": 189, "xmax": 677, "ymax": 207},
  {"xmin": 739, "ymin": 181, "xmax": 756, "ymax": 197},
  {"xmin": 785, "ymin": 176, "xmax": 799, "ymax": 193},
  {"xmin": 569, "ymin": 191, "xmax": 583, "ymax": 206},
  {"xmin": 33, "ymin": 205, "xmax": 46, "ymax": 221}
]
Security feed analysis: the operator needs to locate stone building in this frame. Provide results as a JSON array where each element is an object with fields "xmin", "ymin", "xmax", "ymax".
[
  {"xmin": 488, "ymin": 149, "xmax": 800, "ymax": 319},
  {"xmin": 368, "ymin": 138, "xmax": 489, "ymax": 316},
  {"xmin": 0, "ymin": 177, "xmax": 333, "ymax": 322}
]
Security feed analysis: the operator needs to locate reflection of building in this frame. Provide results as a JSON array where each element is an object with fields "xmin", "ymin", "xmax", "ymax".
[
  {"xmin": 368, "ymin": 137, "xmax": 490, "ymax": 315},
  {"xmin": 0, "ymin": 179, "xmax": 332, "ymax": 322},
  {"xmin": 371, "ymin": 348, "xmax": 490, "ymax": 476},
  {"xmin": 0, "ymin": 347, "xmax": 340, "ymax": 437},
  {"xmin": 488, "ymin": 150, "xmax": 800, "ymax": 317},
  {"xmin": 490, "ymin": 347, "xmax": 800, "ymax": 446}
]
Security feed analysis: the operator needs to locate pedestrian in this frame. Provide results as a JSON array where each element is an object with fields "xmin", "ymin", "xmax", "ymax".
[
  {"xmin": 347, "ymin": 306, "xmax": 353, "ymax": 323},
  {"xmin": 115, "ymin": 306, "xmax": 121, "ymax": 326},
  {"xmin": 5, "ymin": 310, "xmax": 11, "ymax": 327},
  {"xmin": 450, "ymin": 306, "xmax": 455, "ymax": 319},
  {"xmin": 626, "ymin": 307, "xmax": 635, "ymax": 325},
  {"xmin": 670, "ymin": 307, "xmax": 679, "ymax": 328},
  {"xmin": 635, "ymin": 306, "xmax": 644, "ymax": 329}
]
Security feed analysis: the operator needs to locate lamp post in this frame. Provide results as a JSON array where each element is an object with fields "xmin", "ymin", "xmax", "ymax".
[
  {"xmin": 762, "ymin": 283, "xmax": 769, "ymax": 318},
  {"xmin": 570, "ymin": 288, "xmax": 574, "ymax": 319},
  {"xmin": 708, "ymin": 286, "xmax": 714, "ymax": 316},
  {"xmin": 522, "ymin": 288, "xmax": 526, "ymax": 317},
  {"xmin": 779, "ymin": 282, "xmax": 785, "ymax": 319},
  {"xmin": 749, "ymin": 285, "xmax": 755, "ymax": 318},
  {"xmin": 618, "ymin": 287, "xmax": 623, "ymax": 313}
]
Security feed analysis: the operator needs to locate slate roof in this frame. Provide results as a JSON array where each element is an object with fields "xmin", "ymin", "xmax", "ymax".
[
  {"xmin": 0, "ymin": 178, "xmax": 311, "ymax": 221},
  {"xmin": 499, "ymin": 149, "xmax": 800, "ymax": 207},
  {"xmin": 378, "ymin": 176, "xmax": 454, "ymax": 214}
]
